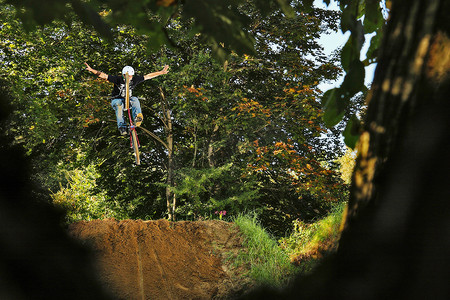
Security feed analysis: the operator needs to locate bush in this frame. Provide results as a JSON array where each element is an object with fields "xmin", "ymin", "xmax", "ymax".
[{"xmin": 51, "ymin": 165, "xmax": 129, "ymax": 223}]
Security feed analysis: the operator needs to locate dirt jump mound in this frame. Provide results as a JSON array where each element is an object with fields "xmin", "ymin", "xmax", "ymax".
[{"xmin": 68, "ymin": 219, "xmax": 250, "ymax": 300}]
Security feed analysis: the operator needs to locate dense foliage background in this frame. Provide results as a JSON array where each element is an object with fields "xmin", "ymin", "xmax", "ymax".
[
  {"xmin": 0, "ymin": 0, "xmax": 357, "ymax": 236},
  {"xmin": 3, "ymin": 0, "xmax": 449, "ymax": 298}
]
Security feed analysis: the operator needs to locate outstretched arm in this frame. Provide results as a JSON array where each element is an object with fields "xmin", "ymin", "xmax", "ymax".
[
  {"xmin": 85, "ymin": 62, "xmax": 108, "ymax": 80},
  {"xmin": 144, "ymin": 65, "xmax": 169, "ymax": 80}
]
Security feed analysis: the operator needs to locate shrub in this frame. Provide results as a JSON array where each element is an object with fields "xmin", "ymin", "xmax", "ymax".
[{"xmin": 51, "ymin": 165, "xmax": 129, "ymax": 223}]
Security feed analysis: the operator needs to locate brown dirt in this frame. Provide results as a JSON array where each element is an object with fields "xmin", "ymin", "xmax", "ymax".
[{"xmin": 68, "ymin": 219, "xmax": 254, "ymax": 300}]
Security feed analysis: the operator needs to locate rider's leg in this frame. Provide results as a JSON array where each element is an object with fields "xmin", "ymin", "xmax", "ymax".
[
  {"xmin": 111, "ymin": 98, "xmax": 127, "ymax": 134},
  {"xmin": 130, "ymin": 96, "xmax": 143, "ymax": 126}
]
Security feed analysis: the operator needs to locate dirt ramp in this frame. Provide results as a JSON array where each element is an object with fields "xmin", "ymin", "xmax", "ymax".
[{"xmin": 68, "ymin": 219, "xmax": 244, "ymax": 300}]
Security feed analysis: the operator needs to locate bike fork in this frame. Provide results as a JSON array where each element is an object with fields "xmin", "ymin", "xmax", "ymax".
[
  {"xmin": 127, "ymin": 108, "xmax": 140, "ymax": 148},
  {"xmin": 129, "ymin": 127, "xmax": 140, "ymax": 148}
]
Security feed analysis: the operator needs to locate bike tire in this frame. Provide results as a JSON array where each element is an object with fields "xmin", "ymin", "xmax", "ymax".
[
  {"xmin": 125, "ymin": 72, "xmax": 130, "ymax": 110},
  {"xmin": 131, "ymin": 129, "xmax": 140, "ymax": 165}
]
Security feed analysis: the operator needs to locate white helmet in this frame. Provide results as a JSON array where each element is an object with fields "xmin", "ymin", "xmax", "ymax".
[{"xmin": 122, "ymin": 66, "xmax": 135, "ymax": 75}]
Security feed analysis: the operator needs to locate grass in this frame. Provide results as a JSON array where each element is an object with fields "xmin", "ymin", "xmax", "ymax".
[
  {"xmin": 228, "ymin": 203, "xmax": 346, "ymax": 288},
  {"xmin": 279, "ymin": 201, "xmax": 346, "ymax": 271},
  {"xmin": 232, "ymin": 213, "xmax": 297, "ymax": 288}
]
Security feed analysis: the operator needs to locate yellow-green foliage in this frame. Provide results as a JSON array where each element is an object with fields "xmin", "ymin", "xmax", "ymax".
[
  {"xmin": 279, "ymin": 202, "xmax": 346, "ymax": 269},
  {"xmin": 51, "ymin": 165, "xmax": 128, "ymax": 223},
  {"xmin": 337, "ymin": 147, "xmax": 357, "ymax": 184}
]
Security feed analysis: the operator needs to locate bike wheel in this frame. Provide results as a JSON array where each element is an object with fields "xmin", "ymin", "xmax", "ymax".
[{"xmin": 131, "ymin": 129, "xmax": 140, "ymax": 165}]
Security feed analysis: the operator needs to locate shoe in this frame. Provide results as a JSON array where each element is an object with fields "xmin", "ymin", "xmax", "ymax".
[
  {"xmin": 119, "ymin": 127, "xmax": 128, "ymax": 136},
  {"xmin": 135, "ymin": 113, "xmax": 143, "ymax": 127}
]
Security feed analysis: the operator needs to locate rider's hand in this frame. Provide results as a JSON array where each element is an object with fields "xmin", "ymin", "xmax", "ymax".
[
  {"xmin": 161, "ymin": 65, "xmax": 169, "ymax": 74},
  {"xmin": 84, "ymin": 62, "xmax": 93, "ymax": 72}
]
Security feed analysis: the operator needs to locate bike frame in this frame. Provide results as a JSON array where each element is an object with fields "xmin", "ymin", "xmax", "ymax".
[{"xmin": 125, "ymin": 72, "xmax": 141, "ymax": 165}]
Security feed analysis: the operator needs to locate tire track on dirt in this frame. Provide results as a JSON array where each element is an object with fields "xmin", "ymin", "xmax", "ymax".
[
  {"xmin": 152, "ymin": 247, "xmax": 175, "ymax": 299},
  {"xmin": 136, "ymin": 235, "xmax": 145, "ymax": 300}
]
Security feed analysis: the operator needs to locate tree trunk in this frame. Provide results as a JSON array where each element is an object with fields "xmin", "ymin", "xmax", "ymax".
[
  {"xmin": 160, "ymin": 88, "xmax": 176, "ymax": 221},
  {"xmin": 345, "ymin": 0, "xmax": 449, "ymax": 228},
  {"xmin": 242, "ymin": 0, "xmax": 450, "ymax": 298},
  {"xmin": 166, "ymin": 119, "xmax": 175, "ymax": 221},
  {"xmin": 207, "ymin": 122, "xmax": 219, "ymax": 167}
]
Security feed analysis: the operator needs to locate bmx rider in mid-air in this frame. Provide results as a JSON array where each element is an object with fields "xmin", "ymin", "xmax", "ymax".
[{"xmin": 85, "ymin": 62, "xmax": 169, "ymax": 135}]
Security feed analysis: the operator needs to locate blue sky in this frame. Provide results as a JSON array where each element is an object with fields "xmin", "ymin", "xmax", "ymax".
[{"xmin": 314, "ymin": 0, "xmax": 377, "ymax": 91}]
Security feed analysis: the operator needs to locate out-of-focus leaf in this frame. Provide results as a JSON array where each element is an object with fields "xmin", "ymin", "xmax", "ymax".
[
  {"xmin": 148, "ymin": 29, "xmax": 167, "ymax": 52},
  {"xmin": 322, "ymin": 88, "xmax": 346, "ymax": 127},
  {"xmin": 341, "ymin": 20, "xmax": 364, "ymax": 72},
  {"xmin": 339, "ymin": 0, "xmax": 352, "ymax": 13},
  {"xmin": 5, "ymin": 0, "xmax": 298, "ymax": 62},
  {"xmin": 253, "ymin": 0, "xmax": 274, "ymax": 17},
  {"xmin": 353, "ymin": 19, "xmax": 365, "ymax": 46},
  {"xmin": 343, "ymin": 115, "xmax": 361, "ymax": 148},
  {"xmin": 341, "ymin": 59, "xmax": 365, "ymax": 95},
  {"xmin": 341, "ymin": 2, "xmax": 357, "ymax": 33},
  {"xmin": 363, "ymin": 32, "xmax": 382, "ymax": 65},
  {"xmin": 71, "ymin": 0, "xmax": 112, "ymax": 39},
  {"xmin": 182, "ymin": 0, "xmax": 256, "ymax": 60},
  {"xmin": 341, "ymin": 38, "xmax": 354, "ymax": 72},
  {"xmin": 253, "ymin": 0, "xmax": 294, "ymax": 17},
  {"xmin": 364, "ymin": 0, "xmax": 384, "ymax": 33},
  {"xmin": 275, "ymin": 0, "xmax": 295, "ymax": 18},
  {"xmin": 5, "ymin": 0, "xmax": 71, "ymax": 30},
  {"xmin": 302, "ymin": 0, "xmax": 315, "ymax": 8}
]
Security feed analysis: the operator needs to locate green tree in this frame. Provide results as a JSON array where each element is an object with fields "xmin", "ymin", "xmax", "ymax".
[
  {"xmin": 5, "ymin": 0, "xmax": 294, "ymax": 60},
  {"xmin": 2, "ymin": 0, "xmax": 348, "ymax": 231},
  {"xmin": 0, "ymin": 6, "xmax": 169, "ymax": 218},
  {"xmin": 152, "ymin": 3, "xmax": 347, "ymax": 232},
  {"xmin": 0, "ymin": 7, "xmax": 106, "ymax": 191}
]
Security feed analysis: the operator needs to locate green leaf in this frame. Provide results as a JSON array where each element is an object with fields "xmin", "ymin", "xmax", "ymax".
[
  {"xmin": 341, "ymin": 37, "xmax": 356, "ymax": 72},
  {"xmin": 298, "ymin": 0, "xmax": 315, "ymax": 13},
  {"xmin": 182, "ymin": 0, "xmax": 256, "ymax": 59},
  {"xmin": 343, "ymin": 115, "xmax": 361, "ymax": 148},
  {"xmin": 71, "ymin": 0, "xmax": 112, "ymax": 39},
  {"xmin": 339, "ymin": 0, "xmax": 351, "ymax": 11},
  {"xmin": 5, "ymin": 0, "xmax": 71, "ymax": 26},
  {"xmin": 275, "ymin": 0, "xmax": 295, "ymax": 18},
  {"xmin": 341, "ymin": 20, "xmax": 365, "ymax": 72},
  {"xmin": 364, "ymin": 0, "xmax": 384, "ymax": 34},
  {"xmin": 322, "ymin": 88, "xmax": 347, "ymax": 127},
  {"xmin": 341, "ymin": 3, "xmax": 357, "ymax": 33},
  {"xmin": 341, "ymin": 59, "xmax": 365, "ymax": 95},
  {"xmin": 148, "ymin": 28, "xmax": 167, "ymax": 52},
  {"xmin": 341, "ymin": 37, "xmax": 352, "ymax": 72},
  {"xmin": 253, "ymin": 0, "xmax": 274, "ymax": 17},
  {"xmin": 364, "ymin": 31, "xmax": 382, "ymax": 65}
]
